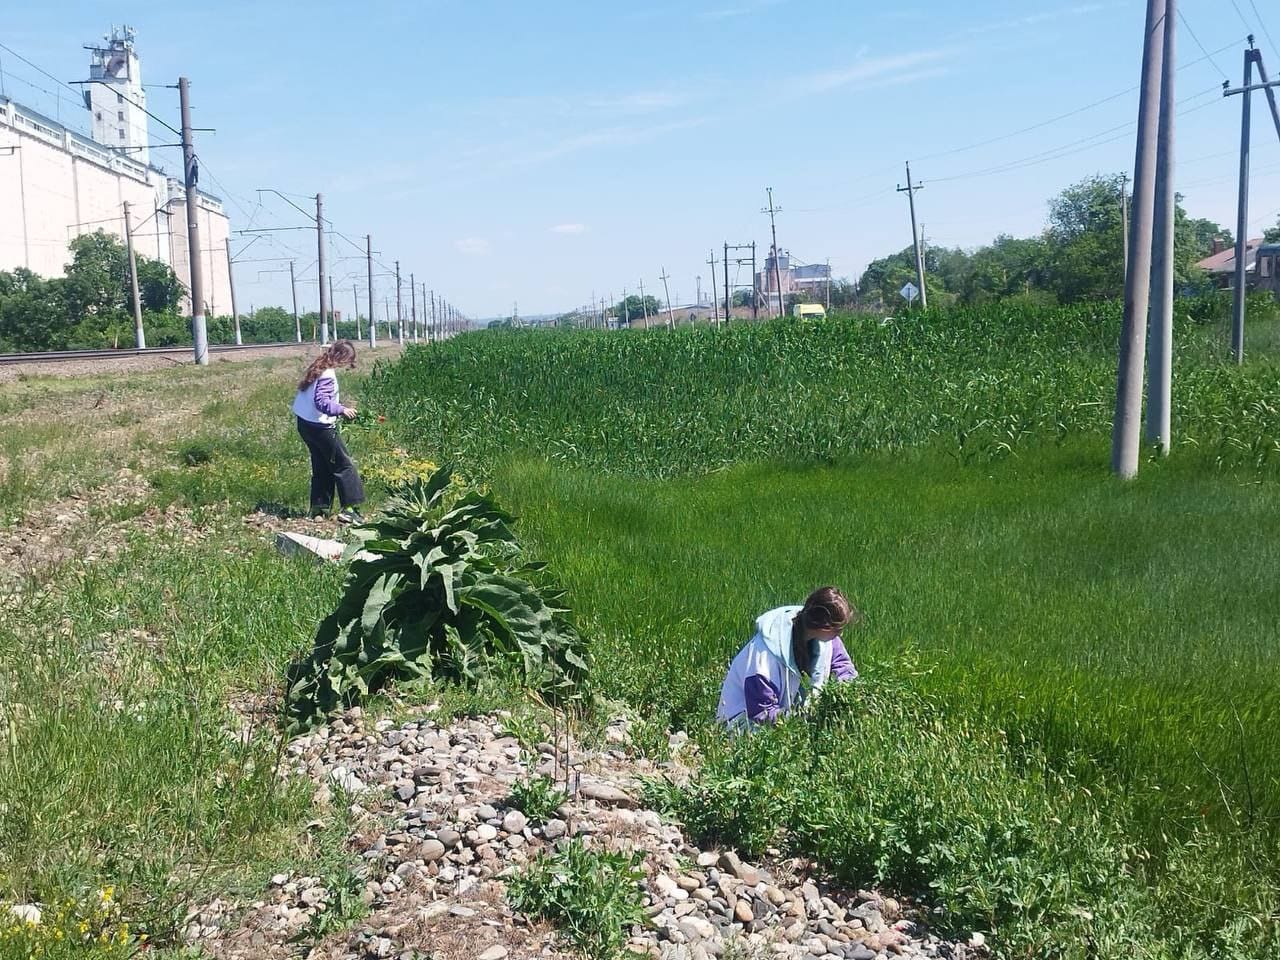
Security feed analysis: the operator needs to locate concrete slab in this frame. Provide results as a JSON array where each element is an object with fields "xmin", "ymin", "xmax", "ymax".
[{"xmin": 276, "ymin": 531, "xmax": 375, "ymax": 564}]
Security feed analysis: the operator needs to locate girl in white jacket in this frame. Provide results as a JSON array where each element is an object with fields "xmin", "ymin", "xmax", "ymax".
[{"xmin": 717, "ymin": 586, "xmax": 859, "ymax": 729}]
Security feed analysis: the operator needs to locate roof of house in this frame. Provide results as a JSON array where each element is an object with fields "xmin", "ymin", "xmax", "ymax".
[{"xmin": 1197, "ymin": 239, "xmax": 1264, "ymax": 274}]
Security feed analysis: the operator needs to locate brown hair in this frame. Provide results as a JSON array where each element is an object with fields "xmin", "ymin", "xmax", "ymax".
[
  {"xmin": 299, "ymin": 340, "xmax": 356, "ymax": 391},
  {"xmin": 791, "ymin": 586, "xmax": 859, "ymax": 676},
  {"xmin": 798, "ymin": 586, "xmax": 859, "ymax": 632}
]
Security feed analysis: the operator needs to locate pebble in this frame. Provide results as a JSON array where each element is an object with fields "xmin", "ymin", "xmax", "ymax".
[
  {"xmin": 477, "ymin": 947, "xmax": 508, "ymax": 960},
  {"xmin": 542, "ymin": 818, "xmax": 568, "ymax": 840},
  {"xmin": 420, "ymin": 839, "xmax": 446, "ymax": 862},
  {"xmin": 502, "ymin": 810, "xmax": 528, "ymax": 834}
]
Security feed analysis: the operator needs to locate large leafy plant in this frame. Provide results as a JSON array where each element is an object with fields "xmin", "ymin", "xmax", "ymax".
[{"xmin": 284, "ymin": 468, "xmax": 588, "ymax": 733}]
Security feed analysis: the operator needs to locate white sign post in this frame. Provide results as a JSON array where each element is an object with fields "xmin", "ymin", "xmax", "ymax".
[{"xmin": 900, "ymin": 282, "xmax": 920, "ymax": 305}]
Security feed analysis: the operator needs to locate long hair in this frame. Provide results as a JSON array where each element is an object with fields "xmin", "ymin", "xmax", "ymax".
[
  {"xmin": 790, "ymin": 586, "xmax": 859, "ymax": 676},
  {"xmin": 298, "ymin": 340, "xmax": 356, "ymax": 391}
]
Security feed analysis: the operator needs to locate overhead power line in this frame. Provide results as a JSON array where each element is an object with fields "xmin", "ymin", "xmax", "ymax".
[{"xmin": 1247, "ymin": 0, "xmax": 1279, "ymax": 58}]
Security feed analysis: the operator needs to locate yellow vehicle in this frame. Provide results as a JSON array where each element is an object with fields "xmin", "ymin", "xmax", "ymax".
[{"xmin": 792, "ymin": 303, "xmax": 827, "ymax": 319}]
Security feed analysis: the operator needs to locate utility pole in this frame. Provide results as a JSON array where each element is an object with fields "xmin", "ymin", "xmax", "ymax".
[
  {"xmin": 1145, "ymin": 0, "xmax": 1176, "ymax": 454},
  {"xmin": 226, "ymin": 239, "xmax": 241, "ymax": 345},
  {"xmin": 289, "ymin": 259, "xmax": 301, "ymax": 343},
  {"xmin": 328, "ymin": 274, "xmax": 335, "ymax": 340},
  {"xmin": 763, "ymin": 188, "xmax": 784, "ymax": 317},
  {"xmin": 622, "ymin": 287, "xmax": 630, "ymax": 327},
  {"xmin": 316, "ymin": 193, "xmax": 329, "ymax": 345},
  {"xmin": 897, "ymin": 163, "xmax": 928, "ymax": 310},
  {"xmin": 723, "ymin": 242, "xmax": 731, "ymax": 323},
  {"xmin": 366, "ymin": 235, "xmax": 376, "ymax": 349},
  {"xmin": 696, "ymin": 274, "xmax": 702, "ymax": 307},
  {"xmin": 659, "ymin": 268, "xmax": 675, "ymax": 330},
  {"xmin": 430, "ymin": 289, "xmax": 436, "ymax": 342},
  {"xmin": 707, "ymin": 251, "xmax": 719, "ymax": 325},
  {"xmin": 826, "ymin": 258, "xmax": 831, "ymax": 311},
  {"xmin": 178, "ymin": 77, "xmax": 207, "ymax": 364},
  {"xmin": 751, "ymin": 242, "xmax": 758, "ymax": 320},
  {"xmin": 639, "ymin": 278, "xmax": 649, "ymax": 326},
  {"xmin": 395, "ymin": 260, "xmax": 404, "ymax": 346},
  {"xmin": 1231, "ymin": 43, "xmax": 1257, "ymax": 363},
  {"xmin": 384, "ymin": 299, "xmax": 391, "ymax": 341},
  {"xmin": 1121, "ymin": 172, "xmax": 1130, "ymax": 279},
  {"xmin": 410, "ymin": 272, "xmax": 418, "ymax": 343},
  {"xmin": 122, "ymin": 200, "xmax": 144, "ymax": 349},
  {"xmin": 1111, "ymin": 0, "xmax": 1166, "ymax": 479},
  {"xmin": 353, "ymin": 284, "xmax": 361, "ymax": 341}
]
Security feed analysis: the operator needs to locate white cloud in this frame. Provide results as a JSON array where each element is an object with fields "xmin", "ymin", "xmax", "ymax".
[
  {"xmin": 700, "ymin": 0, "xmax": 788, "ymax": 20},
  {"xmin": 964, "ymin": 4, "xmax": 1107, "ymax": 35},
  {"xmin": 523, "ymin": 117, "xmax": 707, "ymax": 165},
  {"xmin": 454, "ymin": 237, "xmax": 490, "ymax": 256},
  {"xmin": 550, "ymin": 223, "xmax": 588, "ymax": 235},
  {"xmin": 583, "ymin": 91, "xmax": 689, "ymax": 113},
  {"xmin": 790, "ymin": 50, "xmax": 954, "ymax": 95}
]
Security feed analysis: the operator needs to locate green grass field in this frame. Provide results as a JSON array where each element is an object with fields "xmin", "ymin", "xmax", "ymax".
[{"xmin": 358, "ymin": 303, "xmax": 1280, "ymax": 956}]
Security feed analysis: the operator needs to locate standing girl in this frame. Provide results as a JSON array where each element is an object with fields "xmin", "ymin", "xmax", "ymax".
[{"xmin": 293, "ymin": 339, "xmax": 366, "ymax": 522}]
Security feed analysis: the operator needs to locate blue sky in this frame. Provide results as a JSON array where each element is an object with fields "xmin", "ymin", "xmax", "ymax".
[{"xmin": 4, "ymin": 0, "xmax": 1280, "ymax": 318}]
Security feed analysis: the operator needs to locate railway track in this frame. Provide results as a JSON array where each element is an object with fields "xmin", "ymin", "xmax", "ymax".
[{"xmin": 0, "ymin": 341, "xmax": 312, "ymax": 366}]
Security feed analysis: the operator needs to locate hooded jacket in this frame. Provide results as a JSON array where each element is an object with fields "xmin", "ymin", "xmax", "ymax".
[{"xmin": 716, "ymin": 605, "xmax": 858, "ymax": 729}]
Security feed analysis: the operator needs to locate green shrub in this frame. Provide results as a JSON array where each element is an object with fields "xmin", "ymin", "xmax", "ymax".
[
  {"xmin": 647, "ymin": 678, "xmax": 1278, "ymax": 959},
  {"xmin": 283, "ymin": 467, "xmax": 589, "ymax": 733},
  {"xmin": 506, "ymin": 838, "xmax": 645, "ymax": 959},
  {"xmin": 508, "ymin": 776, "xmax": 567, "ymax": 825}
]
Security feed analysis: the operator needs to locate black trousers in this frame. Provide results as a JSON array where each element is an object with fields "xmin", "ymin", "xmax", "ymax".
[{"xmin": 296, "ymin": 417, "xmax": 365, "ymax": 512}]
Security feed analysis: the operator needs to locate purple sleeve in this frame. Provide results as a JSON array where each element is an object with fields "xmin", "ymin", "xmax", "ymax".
[
  {"xmin": 830, "ymin": 637, "xmax": 858, "ymax": 682},
  {"xmin": 313, "ymin": 377, "xmax": 347, "ymax": 417},
  {"xmin": 744, "ymin": 675, "xmax": 783, "ymax": 725}
]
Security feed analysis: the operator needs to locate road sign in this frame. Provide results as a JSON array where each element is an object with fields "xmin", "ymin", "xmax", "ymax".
[{"xmin": 900, "ymin": 282, "xmax": 919, "ymax": 304}]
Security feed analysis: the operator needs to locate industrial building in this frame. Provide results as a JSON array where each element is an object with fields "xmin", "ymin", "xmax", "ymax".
[{"xmin": 0, "ymin": 26, "xmax": 233, "ymax": 316}]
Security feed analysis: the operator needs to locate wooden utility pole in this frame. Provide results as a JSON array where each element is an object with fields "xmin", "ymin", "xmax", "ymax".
[
  {"xmin": 1111, "ymin": 0, "xmax": 1166, "ymax": 478},
  {"xmin": 226, "ymin": 239, "xmax": 241, "ymax": 345},
  {"xmin": 897, "ymin": 163, "xmax": 927, "ymax": 310},
  {"xmin": 1145, "ymin": 0, "xmax": 1176, "ymax": 453},
  {"xmin": 178, "ymin": 77, "xmax": 207, "ymax": 364},
  {"xmin": 122, "ymin": 200, "xmax": 144, "ymax": 348}
]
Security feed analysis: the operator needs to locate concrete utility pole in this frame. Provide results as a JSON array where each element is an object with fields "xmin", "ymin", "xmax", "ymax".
[
  {"xmin": 707, "ymin": 252, "xmax": 719, "ymax": 325},
  {"xmin": 410, "ymin": 272, "xmax": 418, "ymax": 343},
  {"xmin": 897, "ymin": 163, "xmax": 928, "ymax": 310},
  {"xmin": 328, "ymin": 274, "xmax": 335, "ymax": 340},
  {"xmin": 1231, "ymin": 44, "xmax": 1257, "ymax": 363},
  {"xmin": 639, "ymin": 278, "xmax": 649, "ymax": 326},
  {"xmin": 751, "ymin": 242, "xmax": 758, "ymax": 320},
  {"xmin": 226, "ymin": 239, "xmax": 241, "ymax": 345},
  {"xmin": 178, "ymin": 77, "xmax": 207, "ymax": 364},
  {"xmin": 289, "ymin": 260, "xmax": 301, "ymax": 343},
  {"xmin": 122, "ymin": 200, "xmax": 144, "ymax": 349},
  {"xmin": 1111, "ymin": 0, "xmax": 1166, "ymax": 479},
  {"xmin": 316, "ymin": 193, "xmax": 330, "ymax": 346},
  {"xmin": 723, "ymin": 243, "xmax": 731, "ymax": 323},
  {"xmin": 1145, "ymin": 0, "xmax": 1176, "ymax": 454},
  {"xmin": 353, "ymin": 284, "xmax": 361, "ymax": 341},
  {"xmin": 421, "ymin": 284, "xmax": 428, "ymax": 342},
  {"xmin": 395, "ymin": 260, "xmax": 404, "ymax": 346},
  {"xmin": 622, "ymin": 287, "xmax": 630, "ymax": 326},
  {"xmin": 763, "ymin": 188, "xmax": 784, "ymax": 317},
  {"xmin": 1121, "ymin": 172, "xmax": 1130, "ymax": 279},
  {"xmin": 659, "ymin": 268, "xmax": 675, "ymax": 330},
  {"xmin": 366, "ymin": 235, "xmax": 373, "ymax": 350},
  {"xmin": 430, "ymin": 289, "xmax": 436, "ymax": 342}
]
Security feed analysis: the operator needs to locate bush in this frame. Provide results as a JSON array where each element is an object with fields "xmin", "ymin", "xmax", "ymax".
[
  {"xmin": 506, "ymin": 838, "xmax": 645, "ymax": 958},
  {"xmin": 508, "ymin": 775, "xmax": 567, "ymax": 825},
  {"xmin": 647, "ymin": 678, "xmax": 1278, "ymax": 959},
  {"xmin": 283, "ymin": 467, "xmax": 590, "ymax": 732}
]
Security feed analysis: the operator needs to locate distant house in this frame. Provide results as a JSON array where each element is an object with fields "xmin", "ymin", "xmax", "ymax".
[{"xmin": 1196, "ymin": 237, "xmax": 1264, "ymax": 289}]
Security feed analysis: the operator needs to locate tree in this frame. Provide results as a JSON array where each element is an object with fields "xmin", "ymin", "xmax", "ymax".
[
  {"xmin": 1265, "ymin": 217, "xmax": 1280, "ymax": 245},
  {"xmin": 613, "ymin": 295, "xmax": 661, "ymax": 324}
]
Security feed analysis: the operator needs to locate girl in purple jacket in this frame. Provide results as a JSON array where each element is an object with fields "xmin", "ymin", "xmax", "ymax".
[
  {"xmin": 717, "ymin": 586, "xmax": 859, "ymax": 730},
  {"xmin": 292, "ymin": 340, "xmax": 366, "ymax": 523}
]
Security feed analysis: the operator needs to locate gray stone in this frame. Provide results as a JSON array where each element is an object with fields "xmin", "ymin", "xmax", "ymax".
[
  {"xmin": 477, "ymin": 947, "xmax": 508, "ymax": 960},
  {"xmin": 502, "ymin": 810, "xmax": 528, "ymax": 834},
  {"xmin": 848, "ymin": 947, "xmax": 876, "ymax": 960},
  {"xmin": 475, "ymin": 823, "xmax": 498, "ymax": 842},
  {"xmin": 678, "ymin": 916, "xmax": 716, "ymax": 940},
  {"xmin": 579, "ymin": 782, "xmax": 637, "ymax": 807},
  {"xmin": 696, "ymin": 851, "xmax": 720, "ymax": 868},
  {"xmin": 395, "ymin": 780, "xmax": 416, "ymax": 802},
  {"xmin": 542, "ymin": 818, "xmax": 568, "ymax": 840},
  {"xmin": 420, "ymin": 839, "xmax": 446, "ymax": 862},
  {"xmin": 437, "ymin": 828, "xmax": 461, "ymax": 849},
  {"xmin": 718, "ymin": 851, "xmax": 759, "ymax": 887}
]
